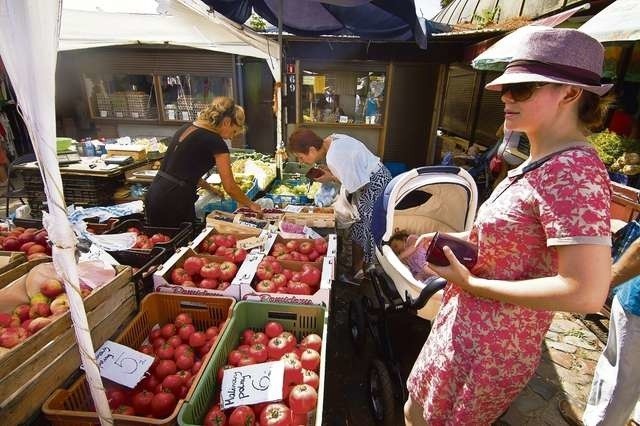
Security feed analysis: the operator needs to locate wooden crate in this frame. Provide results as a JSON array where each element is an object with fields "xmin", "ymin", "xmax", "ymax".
[
  {"xmin": 0, "ymin": 267, "xmax": 135, "ymax": 424},
  {"xmin": 0, "ymin": 251, "xmax": 26, "ymax": 277},
  {"xmin": 205, "ymin": 210, "xmax": 264, "ymax": 236},
  {"xmin": 282, "ymin": 207, "xmax": 335, "ymax": 228}
]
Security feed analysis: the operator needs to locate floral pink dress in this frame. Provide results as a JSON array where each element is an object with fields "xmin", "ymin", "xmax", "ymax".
[{"xmin": 406, "ymin": 147, "xmax": 611, "ymax": 424}]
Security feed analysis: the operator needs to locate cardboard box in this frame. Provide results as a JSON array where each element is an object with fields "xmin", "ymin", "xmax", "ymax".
[
  {"xmin": 282, "ymin": 207, "xmax": 335, "ymax": 228},
  {"xmin": 153, "ymin": 247, "xmax": 264, "ymax": 299},
  {"xmin": 205, "ymin": 210, "xmax": 267, "ymax": 236},
  {"xmin": 239, "ymin": 255, "xmax": 335, "ymax": 309},
  {"xmin": 189, "ymin": 227, "xmax": 277, "ymax": 255}
]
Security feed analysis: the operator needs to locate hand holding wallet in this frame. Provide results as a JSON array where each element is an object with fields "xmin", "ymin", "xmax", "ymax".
[{"xmin": 425, "ymin": 232, "xmax": 478, "ymax": 269}]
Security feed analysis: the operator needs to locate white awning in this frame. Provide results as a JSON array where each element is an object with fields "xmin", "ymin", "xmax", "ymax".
[{"xmin": 579, "ymin": 0, "xmax": 640, "ymax": 43}]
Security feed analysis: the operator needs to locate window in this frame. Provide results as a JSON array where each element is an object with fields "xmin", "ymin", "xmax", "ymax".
[
  {"xmin": 83, "ymin": 73, "xmax": 157, "ymax": 120},
  {"xmin": 300, "ymin": 67, "xmax": 386, "ymax": 125},
  {"xmin": 160, "ymin": 74, "xmax": 233, "ymax": 122}
]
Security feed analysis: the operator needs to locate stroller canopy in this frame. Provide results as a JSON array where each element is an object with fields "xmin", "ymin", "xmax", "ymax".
[{"xmin": 372, "ymin": 166, "xmax": 478, "ymax": 244}]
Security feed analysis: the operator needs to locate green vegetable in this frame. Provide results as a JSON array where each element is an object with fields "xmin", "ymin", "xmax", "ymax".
[{"xmin": 589, "ymin": 130, "xmax": 624, "ymax": 165}]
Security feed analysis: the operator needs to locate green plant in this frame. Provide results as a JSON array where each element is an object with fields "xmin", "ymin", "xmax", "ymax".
[
  {"xmin": 474, "ymin": 6, "xmax": 501, "ymax": 28},
  {"xmin": 248, "ymin": 13, "xmax": 267, "ymax": 31},
  {"xmin": 589, "ymin": 129, "xmax": 624, "ymax": 165}
]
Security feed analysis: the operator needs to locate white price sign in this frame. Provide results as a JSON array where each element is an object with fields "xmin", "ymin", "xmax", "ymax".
[
  {"xmin": 303, "ymin": 226, "xmax": 322, "ymax": 240},
  {"xmin": 92, "ymin": 341, "xmax": 154, "ymax": 388},
  {"xmin": 283, "ymin": 205, "xmax": 304, "ymax": 213},
  {"xmin": 220, "ymin": 361, "xmax": 284, "ymax": 409}
]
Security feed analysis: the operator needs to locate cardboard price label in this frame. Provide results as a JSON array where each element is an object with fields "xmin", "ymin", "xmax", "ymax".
[
  {"xmin": 92, "ymin": 341, "xmax": 154, "ymax": 388},
  {"xmin": 303, "ymin": 226, "xmax": 322, "ymax": 240},
  {"xmin": 283, "ymin": 205, "xmax": 304, "ymax": 213},
  {"xmin": 237, "ymin": 235, "xmax": 268, "ymax": 250},
  {"xmin": 220, "ymin": 361, "xmax": 285, "ymax": 409}
]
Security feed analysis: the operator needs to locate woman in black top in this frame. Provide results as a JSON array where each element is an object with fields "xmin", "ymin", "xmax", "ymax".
[{"xmin": 145, "ymin": 97, "xmax": 261, "ymax": 226}]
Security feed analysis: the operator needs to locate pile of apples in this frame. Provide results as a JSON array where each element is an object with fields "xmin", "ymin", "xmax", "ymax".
[
  {"xmin": 0, "ymin": 227, "xmax": 51, "ymax": 260},
  {"xmin": 103, "ymin": 312, "xmax": 223, "ymax": 418},
  {"xmin": 254, "ymin": 257, "xmax": 322, "ymax": 295},
  {"xmin": 127, "ymin": 227, "xmax": 171, "ymax": 250},
  {"xmin": 170, "ymin": 256, "xmax": 239, "ymax": 291},
  {"xmin": 0, "ymin": 276, "xmax": 90, "ymax": 349},
  {"xmin": 203, "ymin": 321, "xmax": 322, "ymax": 426},
  {"xmin": 196, "ymin": 233, "xmax": 248, "ymax": 265},
  {"xmin": 268, "ymin": 238, "xmax": 328, "ymax": 263}
]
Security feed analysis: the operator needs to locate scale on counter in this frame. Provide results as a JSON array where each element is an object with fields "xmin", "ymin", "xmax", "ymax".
[
  {"xmin": 104, "ymin": 155, "xmax": 134, "ymax": 166},
  {"xmin": 57, "ymin": 151, "xmax": 81, "ymax": 165}
]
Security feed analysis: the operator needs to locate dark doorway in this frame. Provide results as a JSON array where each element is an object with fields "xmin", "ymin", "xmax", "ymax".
[{"xmin": 241, "ymin": 59, "xmax": 276, "ymax": 154}]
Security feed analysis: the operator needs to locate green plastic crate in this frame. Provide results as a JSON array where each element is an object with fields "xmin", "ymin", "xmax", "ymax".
[{"xmin": 178, "ymin": 301, "xmax": 328, "ymax": 426}]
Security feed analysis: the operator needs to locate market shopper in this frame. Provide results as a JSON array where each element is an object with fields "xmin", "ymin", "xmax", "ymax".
[
  {"xmin": 404, "ymin": 27, "xmax": 614, "ymax": 425},
  {"xmin": 558, "ymin": 233, "xmax": 640, "ymax": 426},
  {"xmin": 287, "ymin": 128, "xmax": 392, "ymax": 280},
  {"xmin": 145, "ymin": 96, "xmax": 261, "ymax": 227}
]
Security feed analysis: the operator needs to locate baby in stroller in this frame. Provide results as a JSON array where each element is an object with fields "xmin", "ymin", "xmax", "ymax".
[{"xmin": 389, "ymin": 230, "xmax": 435, "ymax": 282}]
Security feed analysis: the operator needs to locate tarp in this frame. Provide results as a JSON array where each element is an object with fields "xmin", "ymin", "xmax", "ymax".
[
  {"xmin": 0, "ymin": 0, "xmax": 113, "ymax": 423},
  {"xmin": 204, "ymin": 0, "xmax": 436, "ymax": 49},
  {"xmin": 579, "ymin": 0, "xmax": 640, "ymax": 43},
  {"xmin": 471, "ymin": 4, "xmax": 590, "ymax": 71},
  {"xmin": 61, "ymin": 0, "xmax": 284, "ymax": 147}
]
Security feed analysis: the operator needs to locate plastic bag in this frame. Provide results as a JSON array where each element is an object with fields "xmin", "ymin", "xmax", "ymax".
[
  {"xmin": 314, "ymin": 182, "xmax": 338, "ymax": 207},
  {"xmin": 333, "ymin": 186, "xmax": 360, "ymax": 229}
]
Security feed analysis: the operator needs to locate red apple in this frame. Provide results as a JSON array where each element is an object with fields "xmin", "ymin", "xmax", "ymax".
[{"xmin": 40, "ymin": 278, "xmax": 64, "ymax": 298}]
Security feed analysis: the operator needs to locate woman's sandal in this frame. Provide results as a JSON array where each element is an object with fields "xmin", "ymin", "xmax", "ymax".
[{"xmin": 558, "ymin": 399, "xmax": 584, "ymax": 426}]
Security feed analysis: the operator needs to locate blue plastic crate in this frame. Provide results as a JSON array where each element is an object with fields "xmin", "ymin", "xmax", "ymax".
[
  {"xmin": 202, "ymin": 177, "xmax": 259, "ymax": 214},
  {"xmin": 265, "ymin": 178, "xmax": 311, "ymax": 206}
]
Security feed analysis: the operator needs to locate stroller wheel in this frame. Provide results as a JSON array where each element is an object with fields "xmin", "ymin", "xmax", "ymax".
[
  {"xmin": 368, "ymin": 358, "xmax": 397, "ymax": 426},
  {"xmin": 348, "ymin": 299, "xmax": 367, "ymax": 352}
]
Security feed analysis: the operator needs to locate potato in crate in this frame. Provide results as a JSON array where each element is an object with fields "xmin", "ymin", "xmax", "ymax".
[{"xmin": 42, "ymin": 293, "xmax": 235, "ymax": 425}]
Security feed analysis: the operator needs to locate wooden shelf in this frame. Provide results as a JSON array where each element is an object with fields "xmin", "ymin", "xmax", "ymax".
[{"xmin": 299, "ymin": 122, "xmax": 384, "ymax": 129}]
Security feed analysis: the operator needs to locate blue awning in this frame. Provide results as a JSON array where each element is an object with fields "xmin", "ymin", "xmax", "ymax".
[{"xmin": 203, "ymin": 0, "xmax": 450, "ymax": 49}]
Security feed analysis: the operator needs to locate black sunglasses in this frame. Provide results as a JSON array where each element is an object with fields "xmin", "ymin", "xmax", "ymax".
[{"xmin": 501, "ymin": 82, "xmax": 549, "ymax": 102}]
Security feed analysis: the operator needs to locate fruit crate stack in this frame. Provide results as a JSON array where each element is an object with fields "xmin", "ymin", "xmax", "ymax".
[
  {"xmin": 95, "ymin": 93, "xmax": 113, "ymax": 118},
  {"xmin": 0, "ymin": 263, "xmax": 136, "ymax": 425},
  {"xmin": 110, "ymin": 92, "xmax": 129, "ymax": 119},
  {"xmin": 178, "ymin": 301, "xmax": 327, "ymax": 426},
  {"xmin": 126, "ymin": 91, "xmax": 157, "ymax": 119},
  {"xmin": 43, "ymin": 293, "xmax": 235, "ymax": 426}
]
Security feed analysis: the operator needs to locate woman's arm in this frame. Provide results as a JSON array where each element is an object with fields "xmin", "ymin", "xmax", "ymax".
[
  {"xmin": 429, "ymin": 244, "xmax": 611, "ymax": 313},
  {"xmin": 215, "ymin": 153, "xmax": 261, "ymax": 212},
  {"xmin": 611, "ymin": 238, "xmax": 640, "ymax": 287}
]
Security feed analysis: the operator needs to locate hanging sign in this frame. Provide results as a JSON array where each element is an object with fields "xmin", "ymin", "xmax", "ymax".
[
  {"xmin": 90, "ymin": 341, "xmax": 154, "ymax": 388},
  {"xmin": 220, "ymin": 361, "xmax": 285, "ymax": 409}
]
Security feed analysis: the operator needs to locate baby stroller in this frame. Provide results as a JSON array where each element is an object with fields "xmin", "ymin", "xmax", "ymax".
[{"xmin": 348, "ymin": 166, "xmax": 478, "ymax": 425}]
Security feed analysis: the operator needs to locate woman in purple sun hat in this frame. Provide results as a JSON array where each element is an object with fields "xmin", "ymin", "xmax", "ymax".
[{"xmin": 404, "ymin": 27, "xmax": 614, "ymax": 425}]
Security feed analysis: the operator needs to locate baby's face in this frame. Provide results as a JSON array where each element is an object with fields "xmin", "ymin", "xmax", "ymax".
[{"xmin": 390, "ymin": 239, "xmax": 405, "ymax": 255}]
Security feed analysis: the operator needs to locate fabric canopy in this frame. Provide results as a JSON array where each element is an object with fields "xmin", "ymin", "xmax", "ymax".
[
  {"xmin": 579, "ymin": 0, "xmax": 640, "ymax": 43},
  {"xmin": 204, "ymin": 0, "xmax": 437, "ymax": 49}
]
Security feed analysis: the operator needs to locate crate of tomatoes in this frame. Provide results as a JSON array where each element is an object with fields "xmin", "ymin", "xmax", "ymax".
[
  {"xmin": 178, "ymin": 301, "xmax": 327, "ymax": 426},
  {"xmin": 238, "ymin": 253, "xmax": 334, "ymax": 308},
  {"xmin": 42, "ymin": 293, "xmax": 235, "ymax": 425}
]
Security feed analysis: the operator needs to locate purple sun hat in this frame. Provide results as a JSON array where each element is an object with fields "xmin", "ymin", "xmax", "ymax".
[{"xmin": 485, "ymin": 27, "xmax": 613, "ymax": 96}]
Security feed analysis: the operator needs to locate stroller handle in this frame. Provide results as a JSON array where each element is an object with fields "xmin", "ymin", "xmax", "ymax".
[
  {"xmin": 415, "ymin": 166, "xmax": 461, "ymax": 175},
  {"xmin": 408, "ymin": 276, "xmax": 447, "ymax": 310}
]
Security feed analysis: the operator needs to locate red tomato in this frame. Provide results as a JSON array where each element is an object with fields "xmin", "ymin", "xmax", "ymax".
[
  {"xmin": 300, "ymin": 334, "xmax": 322, "ymax": 353},
  {"xmin": 131, "ymin": 390, "xmax": 154, "ymax": 416},
  {"xmin": 288, "ymin": 384, "xmax": 318, "ymax": 415},
  {"xmin": 161, "ymin": 323, "xmax": 177, "ymax": 339},
  {"xmin": 157, "ymin": 343, "xmax": 175, "ymax": 360},
  {"xmin": 302, "ymin": 368, "xmax": 320, "ymax": 390},
  {"xmin": 204, "ymin": 404, "xmax": 227, "ymax": 426},
  {"xmin": 259, "ymin": 403, "xmax": 292, "ymax": 426},
  {"xmin": 154, "ymin": 359, "xmax": 177, "ymax": 379},
  {"xmin": 174, "ymin": 344, "xmax": 194, "ymax": 359},
  {"xmin": 251, "ymin": 332, "xmax": 269, "ymax": 346},
  {"xmin": 237, "ymin": 354, "xmax": 257, "ymax": 367},
  {"xmin": 264, "ymin": 321, "xmax": 284, "ymax": 338},
  {"xmin": 267, "ymin": 337, "xmax": 289, "ymax": 360},
  {"xmin": 161, "ymin": 374, "xmax": 184, "ymax": 396},
  {"xmin": 300, "ymin": 349, "xmax": 321, "ymax": 372},
  {"xmin": 300, "ymin": 265, "xmax": 321, "ymax": 287},
  {"xmin": 176, "ymin": 353, "xmax": 195, "ymax": 370},
  {"xmin": 287, "ymin": 281, "xmax": 312, "ymax": 295},
  {"xmin": 205, "ymin": 326, "xmax": 220, "ymax": 340},
  {"xmin": 167, "ymin": 335, "xmax": 183, "ymax": 348},
  {"xmin": 183, "ymin": 256, "xmax": 206, "ymax": 276},
  {"xmin": 229, "ymin": 405, "xmax": 255, "ymax": 426},
  {"xmin": 256, "ymin": 280, "xmax": 277, "ymax": 293},
  {"xmin": 174, "ymin": 312, "xmax": 193, "ymax": 328},
  {"xmin": 170, "ymin": 267, "xmax": 191, "ymax": 285},
  {"xmin": 271, "ymin": 274, "xmax": 288, "ymax": 288},
  {"xmin": 279, "ymin": 332, "xmax": 297, "ymax": 351},
  {"xmin": 249, "ymin": 343, "xmax": 269, "ymax": 363},
  {"xmin": 189, "ymin": 331, "xmax": 207, "ymax": 348},
  {"xmin": 178, "ymin": 324, "xmax": 196, "ymax": 342},
  {"xmin": 106, "ymin": 386, "xmax": 128, "ymax": 410},
  {"xmin": 241, "ymin": 328, "xmax": 255, "ymax": 345},
  {"xmin": 283, "ymin": 357, "xmax": 303, "ymax": 384},
  {"xmin": 228, "ymin": 350, "xmax": 244, "ymax": 366},
  {"xmin": 201, "ymin": 262, "xmax": 222, "ymax": 279},
  {"xmin": 151, "ymin": 391, "xmax": 177, "ymax": 418}
]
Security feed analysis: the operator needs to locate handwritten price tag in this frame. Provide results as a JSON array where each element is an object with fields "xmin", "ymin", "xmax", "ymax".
[
  {"xmin": 220, "ymin": 361, "xmax": 285, "ymax": 409},
  {"xmin": 237, "ymin": 235, "xmax": 268, "ymax": 250},
  {"xmin": 92, "ymin": 341, "xmax": 154, "ymax": 388},
  {"xmin": 283, "ymin": 205, "xmax": 304, "ymax": 213}
]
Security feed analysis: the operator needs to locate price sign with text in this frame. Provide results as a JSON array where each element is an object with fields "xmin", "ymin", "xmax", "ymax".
[
  {"xmin": 92, "ymin": 341, "xmax": 154, "ymax": 388},
  {"xmin": 220, "ymin": 361, "xmax": 284, "ymax": 409}
]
